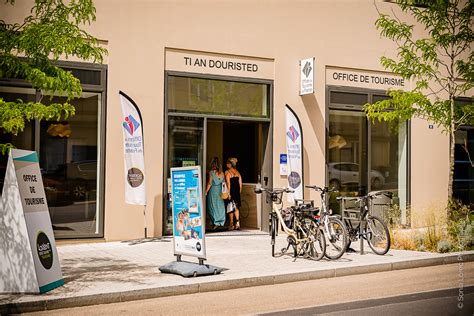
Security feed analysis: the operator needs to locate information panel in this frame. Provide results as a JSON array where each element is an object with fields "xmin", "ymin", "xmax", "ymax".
[
  {"xmin": 170, "ymin": 166, "xmax": 206, "ymax": 259},
  {"xmin": 0, "ymin": 149, "xmax": 63, "ymax": 293}
]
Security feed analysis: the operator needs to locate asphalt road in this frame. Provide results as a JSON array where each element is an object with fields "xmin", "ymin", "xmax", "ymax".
[{"xmin": 25, "ymin": 262, "xmax": 474, "ymax": 316}]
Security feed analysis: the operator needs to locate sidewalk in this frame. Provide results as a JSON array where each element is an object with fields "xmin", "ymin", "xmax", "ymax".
[{"xmin": 1, "ymin": 230, "xmax": 473, "ymax": 313}]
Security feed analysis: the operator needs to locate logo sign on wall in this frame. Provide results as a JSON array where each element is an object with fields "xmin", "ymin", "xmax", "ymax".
[
  {"xmin": 170, "ymin": 166, "xmax": 206, "ymax": 259},
  {"xmin": 300, "ymin": 57, "xmax": 315, "ymax": 95},
  {"xmin": 0, "ymin": 149, "xmax": 63, "ymax": 293},
  {"xmin": 119, "ymin": 91, "xmax": 146, "ymax": 205},
  {"xmin": 285, "ymin": 105, "xmax": 304, "ymax": 202}
]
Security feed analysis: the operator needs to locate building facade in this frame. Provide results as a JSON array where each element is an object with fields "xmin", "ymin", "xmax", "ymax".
[{"xmin": 1, "ymin": 1, "xmax": 471, "ymax": 241}]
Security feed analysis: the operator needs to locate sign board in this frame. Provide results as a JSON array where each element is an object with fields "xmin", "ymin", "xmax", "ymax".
[
  {"xmin": 280, "ymin": 154, "xmax": 288, "ymax": 176},
  {"xmin": 300, "ymin": 57, "xmax": 314, "ymax": 95},
  {"xmin": 165, "ymin": 48, "xmax": 274, "ymax": 80},
  {"xmin": 326, "ymin": 67, "xmax": 409, "ymax": 91},
  {"xmin": 170, "ymin": 166, "xmax": 206, "ymax": 259},
  {"xmin": 0, "ymin": 149, "xmax": 63, "ymax": 293}
]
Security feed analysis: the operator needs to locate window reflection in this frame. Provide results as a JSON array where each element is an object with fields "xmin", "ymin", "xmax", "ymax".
[
  {"xmin": 168, "ymin": 76, "xmax": 269, "ymax": 117},
  {"xmin": 328, "ymin": 94, "xmax": 408, "ymax": 224},
  {"xmin": 40, "ymin": 93, "xmax": 100, "ymax": 237}
]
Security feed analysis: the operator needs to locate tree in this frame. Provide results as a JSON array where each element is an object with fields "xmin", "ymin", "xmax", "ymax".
[
  {"xmin": 0, "ymin": 0, "xmax": 107, "ymax": 154},
  {"xmin": 364, "ymin": 0, "xmax": 473, "ymax": 200}
]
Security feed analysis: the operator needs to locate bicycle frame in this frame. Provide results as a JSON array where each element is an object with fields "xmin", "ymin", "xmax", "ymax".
[{"xmin": 270, "ymin": 198, "xmax": 310, "ymax": 244}]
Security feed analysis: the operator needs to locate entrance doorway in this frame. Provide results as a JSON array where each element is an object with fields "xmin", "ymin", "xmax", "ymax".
[
  {"xmin": 164, "ymin": 116, "xmax": 272, "ymax": 235},
  {"xmin": 163, "ymin": 73, "xmax": 273, "ymax": 236},
  {"xmin": 206, "ymin": 120, "xmax": 269, "ymax": 229}
]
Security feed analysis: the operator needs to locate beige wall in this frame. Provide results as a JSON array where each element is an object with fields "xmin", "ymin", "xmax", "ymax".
[{"xmin": 2, "ymin": 1, "xmax": 452, "ymax": 239}]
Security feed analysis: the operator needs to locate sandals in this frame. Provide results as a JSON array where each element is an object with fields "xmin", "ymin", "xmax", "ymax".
[{"xmin": 234, "ymin": 220, "xmax": 241, "ymax": 230}]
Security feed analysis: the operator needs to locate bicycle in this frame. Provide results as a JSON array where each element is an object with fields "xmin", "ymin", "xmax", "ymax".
[
  {"xmin": 339, "ymin": 191, "xmax": 392, "ymax": 255},
  {"xmin": 255, "ymin": 187, "xmax": 326, "ymax": 261},
  {"xmin": 305, "ymin": 185, "xmax": 349, "ymax": 260}
]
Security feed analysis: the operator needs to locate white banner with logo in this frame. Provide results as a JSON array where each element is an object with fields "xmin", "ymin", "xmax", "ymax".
[
  {"xmin": 285, "ymin": 105, "xmax": 304, "ymax": 202},
  {"xmin": 119, "ymin": 91, "xmax": 146, "ymax": 205},
  {"xmin": 300, "ymin": 57, "xmax": 314, "ymax": 95},
  {"xmin": 0, "ymin": 149, "xmax": 63, "ymax": 293}
]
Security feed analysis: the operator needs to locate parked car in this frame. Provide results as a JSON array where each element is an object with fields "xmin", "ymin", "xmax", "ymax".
[
  {"xmin": 42, "ymin": 160, "xmax": 97, "ymax": 205},
  {"xmin": 328, "ymin": 162, "xmax": 385, "ymax": 190}
]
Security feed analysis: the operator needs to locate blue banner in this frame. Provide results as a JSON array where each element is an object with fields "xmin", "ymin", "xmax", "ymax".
[{"xmin": 171, "ymin": 166, "xmax": 206, "ymax": 258}]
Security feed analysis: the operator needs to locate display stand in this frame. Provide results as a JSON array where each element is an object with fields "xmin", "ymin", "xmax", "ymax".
[{"xmin": 160, "ymin": 254, "xmax": 224, "ymax": 278}]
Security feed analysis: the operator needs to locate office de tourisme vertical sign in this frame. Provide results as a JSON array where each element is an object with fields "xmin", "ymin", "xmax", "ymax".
[{"xmin": 0, "ymin": 149, "xmax": 63, "ymax": 293}]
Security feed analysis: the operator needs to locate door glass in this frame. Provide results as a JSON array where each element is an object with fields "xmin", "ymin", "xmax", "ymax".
[
  {"xmin": 39, "ymin": 92, "xmax": 101, "ymax": 237},
  {"xmin": 371, "ymin": 120, "xmax": 408, "ymax": 223},
  {"xmin": 165, "ymin": 116, "xmax": 204, "ymax": 235},
  {"xmin": 328, "ymin": 110, "xmax": 368, "ymax": 214}
]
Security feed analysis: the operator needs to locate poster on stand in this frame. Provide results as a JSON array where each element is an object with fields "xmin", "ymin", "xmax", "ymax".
[
  {"xmin": 0, "ymin": 149, "xmax": 63, "ymax": 293},
  {"xmin": 285, "ymin": 104, "xmax": 304, "ymax": 203},
  {"xmin": 170, "ymin": 166, "xmax": 206, "ymax": 259}
]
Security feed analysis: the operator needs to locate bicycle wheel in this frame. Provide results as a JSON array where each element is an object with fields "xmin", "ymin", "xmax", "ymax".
[
  {"xmin": 365, "ymin": 215, "xmax": 390, "ymax": 255},
  {"xmin": 324, "ymin": 217, "xmax": 349, "ymax": 260},
  {"xmin": 239, "ymin": 200, "xmax": 250, "ymax": 219},
  {"xmin": 271, "ymin": 214, "xmax": 277, "ymax": 257},
  {"xmin": 304, "ymin": 221, "xmax": 326, "ymax": 261}
]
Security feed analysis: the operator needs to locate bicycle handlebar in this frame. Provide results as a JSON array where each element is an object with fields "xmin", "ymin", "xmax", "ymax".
[
  {"xmin": 305, "ymin": 185, "xmax": 338, "ymax": 193},
  {"xmin": 254, "ymin": 187, "xmax": 294, "ymax": 194}
]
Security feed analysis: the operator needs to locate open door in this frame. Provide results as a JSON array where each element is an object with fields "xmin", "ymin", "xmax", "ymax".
[{"xmin": 260, "ymin": 121, "xmax": 272, "ymax": 232}]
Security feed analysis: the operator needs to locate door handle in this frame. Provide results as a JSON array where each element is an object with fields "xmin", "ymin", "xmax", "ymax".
[{"xmin": 264, "ymin": 176, "xmax": 268, "ymax": 186}]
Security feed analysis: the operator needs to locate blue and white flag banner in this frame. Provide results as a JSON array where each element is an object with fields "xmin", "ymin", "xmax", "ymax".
[
  {"xmin": 119, "ymin": 91, "xmax": 146, "ymax": 205},
  {"xmin": 285, "ymin": 105, "xmax": 304, "ymax": 203}
]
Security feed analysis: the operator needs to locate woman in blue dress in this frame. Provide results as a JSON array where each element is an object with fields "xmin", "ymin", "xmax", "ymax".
[{"xmin": 205, "ymin": 157, "xmax": 226, "ymax": 229}]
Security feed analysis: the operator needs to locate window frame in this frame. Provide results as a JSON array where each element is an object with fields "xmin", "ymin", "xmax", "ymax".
[
  {"xmin": 0, "ymin": 60, "xmax": 107, "ymax": 239},
  {"xmin": 325, "ymin": 85, "xmax": 411, "ymax": 212}
]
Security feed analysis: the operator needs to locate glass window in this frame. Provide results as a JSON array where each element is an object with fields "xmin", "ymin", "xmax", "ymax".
[
  {"xmin": 454, "ymin": 127, "xmax": 474, "ymax": 206},
  {"xmin": 165, "ymin": 116, "xmax": 204, "ymax": 235},
  {"xmin": 168, "ymin": 76, "xmax": 269, "ymax": 118},
  {"xmin": 328, "ymin": 110, "xmax": 368, "ymax": 204},
  {"xmin": 328, "ymin": 91, "xmax": 409, "ymax": 225},
  {"xmin": 330, "ymin": 91, "xmax": 368, "ymax": 107},
  {"xmin": 39, "ymin": 92, "xmax": 101, "ymax": 237},
  {"xmin": 371, "ymin": 119, "xmax": 408, "ymax": 223}
]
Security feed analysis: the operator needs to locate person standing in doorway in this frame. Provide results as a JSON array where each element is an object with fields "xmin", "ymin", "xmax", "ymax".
[
  {"xmin": 225, "ymin": 157, "xmax": 242, "ymax": 230},
  {"xmin": 205, "ymin": 157, "xmax": 226, "ymax": 229}
]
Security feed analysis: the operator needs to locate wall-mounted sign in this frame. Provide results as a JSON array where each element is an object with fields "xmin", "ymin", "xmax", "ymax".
[
  {"xmin": 280, "ymin": 154, "xmax": 288, "ymax": 176},
  {"xmin": 300, "ymin": 57, "xmax": 315, "ymax": 95},
  {"xmin": 171, "ymin": 166, "xmax": 206, "ymax": 259},
  {"xmin": 326, "ymin": 67, "xmax": 409, "ymax": 91},
  {"xmin": 165, "ymin": 48, "xmax": 274, "ymax": 80},
  {"xmin": 0, "ymin": 149, "xmax": 63, "ymax": 293}
]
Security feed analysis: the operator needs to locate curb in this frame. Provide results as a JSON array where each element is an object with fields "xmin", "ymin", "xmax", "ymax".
[{"xmin": 1, "ymin": 252, "xmax": 473, "ymax": 314}]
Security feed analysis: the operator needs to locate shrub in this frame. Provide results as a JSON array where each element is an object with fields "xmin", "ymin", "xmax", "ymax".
[
  {"xmin": 437, "ymin": 240, "xmax": 453, "ymax": 253},
  {"xmin": 447, "ymin": 199, "xmax": 473, "ymax": 251}
]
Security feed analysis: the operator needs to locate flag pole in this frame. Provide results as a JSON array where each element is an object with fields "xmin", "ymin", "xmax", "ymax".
[{"xmin": 144, "ymin": 204, "xmax": 147, "ymax": 239}]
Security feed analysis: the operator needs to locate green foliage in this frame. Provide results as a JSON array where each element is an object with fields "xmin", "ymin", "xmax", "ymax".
[
  {"xmin": 0, "ymin": 0, "xmax": 107, "ymax": 152},
  {"xmin": 365, "ymin": 0, "xmax": 474, "ymax": 199},
  {"xmin": 436, "ymin": 239, "xmax": 453, "ymax": 253},
  {"xmin": 364, "ymin": 0, "xmax": 474, "ymax": 133},
  {"xmin": 447, "ymin": 198, "xmax": 473, "ymax": 250}
]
